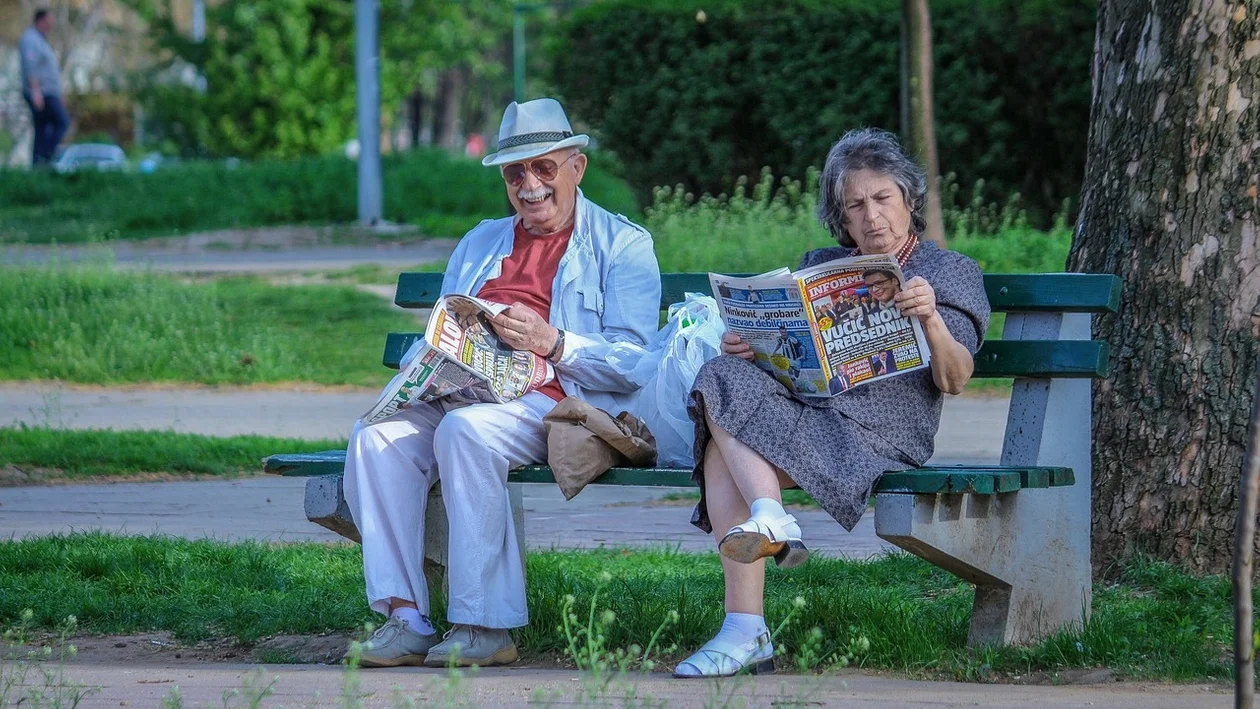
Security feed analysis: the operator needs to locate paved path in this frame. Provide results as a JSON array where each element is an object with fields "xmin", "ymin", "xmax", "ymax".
[
  {"xmin": 0, "ymin": 385, "xmax": 1006, "ymax": 558},
  {"xmin": 2, "ymin": 227, "xmax": 458, "ymax": 273},
  {"xmin": 0, "ymin": 383, "xmax": 1008, "ymax": 463},
  {"xmin": 15, "ymin": 662, "xmax": 1231, "ymax": 708}
]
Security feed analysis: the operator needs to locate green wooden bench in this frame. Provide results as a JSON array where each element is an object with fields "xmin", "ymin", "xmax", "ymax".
[{"xmin": 265, "ymin": 270, "xmax": 1119, "ymax": 647}]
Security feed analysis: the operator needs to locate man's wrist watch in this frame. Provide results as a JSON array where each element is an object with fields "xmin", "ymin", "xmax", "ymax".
[{"xmin": 544, "ymin": 329, "xmax": 565, "ymax": 362}]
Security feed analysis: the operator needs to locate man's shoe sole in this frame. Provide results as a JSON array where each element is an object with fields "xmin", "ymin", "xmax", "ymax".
[
  {"xmin": 423, "ymin": 644, "xmax": 518, "ymax": 668},
  {"xmin": 355, "ymin": 653, "xmax": 427, "ymax": 668}
]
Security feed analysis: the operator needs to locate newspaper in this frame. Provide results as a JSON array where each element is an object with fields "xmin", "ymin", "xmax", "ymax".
[
  {"xmin": 709, "ymin": 254, "xmax": 930, "ymax": 397},
  {"xmin": 359, "ymin": 295, "xmax": 556, "ymax": 424}
]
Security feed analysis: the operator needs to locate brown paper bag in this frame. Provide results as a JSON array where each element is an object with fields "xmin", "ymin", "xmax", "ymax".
[{"xmin": 543, "ymin": 397, "xmax": 657, "ymax": 500}]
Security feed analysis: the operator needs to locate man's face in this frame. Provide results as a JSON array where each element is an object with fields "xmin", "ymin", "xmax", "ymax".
[
  {"xmin": 36, "ymin": 15, "xmax": 54, "ymax": 33},
  {"xmin": 502, "ymin": 148, "xmax": 587, "ymax": 235},
  {"xmin": 865, "ymin": 273, "xmax": 897, "ymax": 303}
]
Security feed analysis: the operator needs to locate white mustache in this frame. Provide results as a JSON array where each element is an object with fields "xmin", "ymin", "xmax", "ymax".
[{"xmin": 517, "ymin": 186, "xmax": 553, "ymax": 202}]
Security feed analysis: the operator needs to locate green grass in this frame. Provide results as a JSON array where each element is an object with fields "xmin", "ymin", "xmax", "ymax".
[
  {"xmin": 0, "ymin": 264, "xmax": 418, "ymax": 386},
  {"xmin": 0, "ymin": 534, "xmax": 1238, "ymax": 683},
  {"xmin": 0, "ymin": 427, "xmax": 342, "ymax": 480},
  {"xmin": 0, "ymin": 149, "xmax": 639, "ymax": 244}
]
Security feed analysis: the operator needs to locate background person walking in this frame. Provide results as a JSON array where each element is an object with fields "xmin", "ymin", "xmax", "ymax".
[{"xmin": 20, "ymin": 8, "xmax": 70, "ymax": 166}]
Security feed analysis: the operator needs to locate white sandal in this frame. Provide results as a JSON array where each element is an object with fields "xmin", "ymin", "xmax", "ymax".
[
  {"xmin": 673, "ymin": 631, "xmax": 774, "ymax": 678},
  {"xmin": 719, "ymin": 512, "xmax": 810, "ymax": 568}
]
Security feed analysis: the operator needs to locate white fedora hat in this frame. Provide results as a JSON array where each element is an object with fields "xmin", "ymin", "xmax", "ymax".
[{"xmin": 481, "ymin": 98, "xmax": 589, "ymax": 167}]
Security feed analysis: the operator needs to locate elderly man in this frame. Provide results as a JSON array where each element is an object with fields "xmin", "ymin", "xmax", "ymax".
[{"xmin": 344, "ymin": 98, "xmax": 661, "ymax": 668}]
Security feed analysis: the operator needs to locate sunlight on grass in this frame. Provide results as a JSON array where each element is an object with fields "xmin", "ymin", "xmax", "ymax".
[{"xmin": 0, "ymin": 264, "xmax": 417, "ymax": 386}]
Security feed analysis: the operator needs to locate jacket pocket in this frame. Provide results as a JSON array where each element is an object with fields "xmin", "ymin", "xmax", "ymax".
[{"xmin": 578, "ymin": 287, "xmax": 605, "ymax": 316}]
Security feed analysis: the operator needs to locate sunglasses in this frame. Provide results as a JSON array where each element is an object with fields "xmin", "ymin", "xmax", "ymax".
[{"xmin": 501, "ymin": 153, "xmax": 577, "ymax": 187}]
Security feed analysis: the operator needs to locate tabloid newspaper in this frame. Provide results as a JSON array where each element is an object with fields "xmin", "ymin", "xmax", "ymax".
[
  {"xmin": 359, "ymin": 295, "xmax": 555, "ymax": 424},
  {"xmin": 709, "ymin": 254, "xmax": 931, "ymax": 397}
]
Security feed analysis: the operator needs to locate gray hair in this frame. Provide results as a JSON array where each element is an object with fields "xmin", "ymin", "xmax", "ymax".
[{"xmin": 816, "ymin": 128, "xmax": 927, "ymax": 248}]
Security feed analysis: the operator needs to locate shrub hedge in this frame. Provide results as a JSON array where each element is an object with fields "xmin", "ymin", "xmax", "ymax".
[{"xmin": 552, "ymin": 0, "xmax": 1095, "ymax": 226}]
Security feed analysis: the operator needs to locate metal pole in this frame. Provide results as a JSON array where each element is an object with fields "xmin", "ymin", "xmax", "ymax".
[
  {"xmin": 192, "ymin": 0, "xmax": 205, "ymax": 42},
  {"xmin": 1235, "ymin": 301, "xmax": 1260, "ymax": 709},
  {"xmin": 355, "ymin": 0, "xmax": 382, "ymax": 225},
  {"xmin": 513, "ymin": 8, "xmax": 526, "ymax": 102}
]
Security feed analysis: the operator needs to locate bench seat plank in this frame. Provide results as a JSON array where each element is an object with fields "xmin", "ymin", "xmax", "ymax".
[
  {"xmin": 396, "ymin": 272, "xmax": 1122, "ymax": 314},
  {"xmin": 263, "ymin": 452, "xmax": 1071, "ymax": 494}
]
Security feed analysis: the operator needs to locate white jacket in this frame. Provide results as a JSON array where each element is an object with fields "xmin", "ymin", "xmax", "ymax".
[{"xmin": 440, "ymin": 189, "xmax": 662, "ymax": 414}]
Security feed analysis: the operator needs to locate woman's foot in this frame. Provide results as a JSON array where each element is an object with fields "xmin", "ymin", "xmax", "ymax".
[
  {"xmin": 719, "ymin": 498, "xmax": 810, "ymax": 568},
  {"xmin": 674, "ymin": 616, "xmax": 774, "ymax": 678}
]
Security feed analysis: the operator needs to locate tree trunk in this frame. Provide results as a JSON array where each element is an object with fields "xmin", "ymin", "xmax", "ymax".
[
  {"xmin": 431, "ymin": 67, "xmax": 465, "ymax": 153},
  {"xmin": 1068, "ymin": 0, "xmax": 1260, "ymax": 575},
  {"xmin": 900, "ymin": 0, "xmax": 946, "ymax": 247},
  {"xmin": 407, "ymin": 89, "xmax": 423, "ymax": 150}
]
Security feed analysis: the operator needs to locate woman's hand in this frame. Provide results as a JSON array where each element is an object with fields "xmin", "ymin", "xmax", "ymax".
[
  {"xmin": 721, "ymin": 331, "xmax": 755, "ymax": 360},
  {"xmin": 894, "ymin": 276, "xmax": 937, "ymax": 321}
]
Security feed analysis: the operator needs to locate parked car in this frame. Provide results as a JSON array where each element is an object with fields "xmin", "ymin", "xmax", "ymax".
[{"xmin": 52, "ymin": 143, "xmax": 127, "ymax": 174}]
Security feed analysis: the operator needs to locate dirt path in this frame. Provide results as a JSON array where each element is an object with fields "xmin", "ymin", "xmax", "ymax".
[{"xmin": 6, "ymin": 655, "xmax": 1231, "ymax": 708}]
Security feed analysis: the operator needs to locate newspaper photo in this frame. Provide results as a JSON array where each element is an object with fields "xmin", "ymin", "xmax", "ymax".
[
  {"xmin": 710, "ymin": 254, "xmax": 930, "ymax": 397},
  {"xmin": 359, "ymin": 295, "xmax": 556, "ymax": 424}
]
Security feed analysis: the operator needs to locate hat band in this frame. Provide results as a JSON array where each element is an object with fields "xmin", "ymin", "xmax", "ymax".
[{"xmin": 498, "ymin": 130, "xmax": 574, "ymax": 151}]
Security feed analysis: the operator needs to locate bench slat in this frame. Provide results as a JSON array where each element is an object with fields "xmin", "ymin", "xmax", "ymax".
[
  {"xmin": 263, "ymin": 453, "xmax": 1072, "ymax": 495},
  {"xmin": 396, "ymin": 272, "xmax": 1121, "ymax": 314},
  {"xmin": 383, "ymin": 332, "xmax": 1109, "ymax": 379},
  {"xmin": 982, "ymin": 274, "xmax": 1120, "ymax": 313},
  {"xmin": 973, "ymin": 340, "xmax": 1110, "ymax": 379}
]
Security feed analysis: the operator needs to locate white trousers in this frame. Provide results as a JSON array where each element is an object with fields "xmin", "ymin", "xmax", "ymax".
[{"xmin": 343, "ymin": 392, "xmax": 555, "ymax": 629}]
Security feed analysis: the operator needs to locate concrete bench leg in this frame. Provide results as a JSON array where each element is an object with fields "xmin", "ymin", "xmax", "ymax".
[
  {"xmin": 304, "ymin": 474, "xmax": 528, "ymax": 594},
  {"xmin": 875, "ymin": 311, "xmax": 1093, "ymax": 646}
]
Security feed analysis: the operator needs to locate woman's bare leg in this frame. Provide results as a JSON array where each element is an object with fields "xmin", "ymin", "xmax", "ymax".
[
  {"xmin": 702, "ymin": 440, "xmax": 765, "ymax": 615},
  {"xmin": 705, "ymin": 412, "xmax": 796, "ymax": 502}
]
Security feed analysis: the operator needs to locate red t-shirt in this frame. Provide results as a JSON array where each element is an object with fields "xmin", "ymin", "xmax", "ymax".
[{"xmin": 476, "ymin": 220, "xmax": 574, "ymax": 402}]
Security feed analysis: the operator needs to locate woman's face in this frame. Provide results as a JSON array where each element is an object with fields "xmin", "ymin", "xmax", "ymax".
[{"xmin": 841, "ymin": 169, "xmax": 913, "ymax": 255}]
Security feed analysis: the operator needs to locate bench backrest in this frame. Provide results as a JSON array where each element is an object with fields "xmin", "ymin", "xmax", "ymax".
[{"xmin": 383, "ymin": 272, "xmax": 1121, "ymax": 380}]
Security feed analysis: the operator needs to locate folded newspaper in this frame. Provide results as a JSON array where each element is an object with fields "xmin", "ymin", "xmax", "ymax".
[
  {"xmin": 359, "ymin": 295, "xmax": 556, "ymax": 424},
  {"xmin": 710, "ymin": 254, "xmax": 931, "ymax": 397}
]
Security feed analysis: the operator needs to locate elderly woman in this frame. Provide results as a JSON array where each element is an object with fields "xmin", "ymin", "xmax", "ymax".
[{"xmin": 673, "ymin": 128, "xmax": 990, "ymax": 678}]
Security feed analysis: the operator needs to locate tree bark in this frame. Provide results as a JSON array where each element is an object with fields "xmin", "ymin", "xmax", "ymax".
[
  {"xmin": 1069, "ymin": 0, "xmax": 1260, "ymax": 575},
  {"xmin": 900, "ymin": 0, "xmax": 946, "ymax": 247},
  {"xmin": 1235, "ymin": 343, "xmax": 1260, "ymax": 708}
]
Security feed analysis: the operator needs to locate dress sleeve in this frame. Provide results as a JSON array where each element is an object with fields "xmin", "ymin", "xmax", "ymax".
[{"xmin": 930, "ymin": 254, "xmax": 990, "ymax": 355}]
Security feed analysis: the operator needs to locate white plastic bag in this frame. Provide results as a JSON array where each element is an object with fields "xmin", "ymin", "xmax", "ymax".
[{"xmin": 611, "ymin": 293, "xmax": 725, "ymax": 468}]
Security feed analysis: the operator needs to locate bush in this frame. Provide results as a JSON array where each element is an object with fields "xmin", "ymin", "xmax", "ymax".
[
  {"xmin": 553, "ymin": 0, "xmax": 1096, "ymax": 227},
  {"xmin": 0, "ymin": 149, "xmax": 639, "ymax": 243},
  {"xmin": 643, "ymin": 170, "xmax": 1071, "ymax": 274}
]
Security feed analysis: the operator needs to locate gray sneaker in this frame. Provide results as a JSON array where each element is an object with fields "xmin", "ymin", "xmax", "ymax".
[
  {"xmin": 351, "ymin": 617, "xmax": 439, "ymax": 668},
  {"xmin": 422, "ymin": 624, "xmax": 518, "ymax": 667}
]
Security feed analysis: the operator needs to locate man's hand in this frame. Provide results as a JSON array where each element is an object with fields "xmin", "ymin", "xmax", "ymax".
[
  {"xmin": 720, "ymin": 331, "xmax": 755, "ymax": 360},
  {"xmin": 490, "ymin": 302, "xmax": 559, "ymax": 356},
  {"xmin": 30, "ymin": 88, "xmax": 44, "ymax": 111},
  {"xmin": 894, "ymin": 276, "xmax": 938, "ymax": 321}
]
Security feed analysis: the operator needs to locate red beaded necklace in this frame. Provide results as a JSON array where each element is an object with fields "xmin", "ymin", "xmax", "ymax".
[{"xmin": 855, "ymin": 232, "xmax": 919, "ymax": 268}]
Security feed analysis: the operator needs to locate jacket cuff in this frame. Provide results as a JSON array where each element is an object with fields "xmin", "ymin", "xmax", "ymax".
[{"xmin": 556, "ymin": 330, "xmax": 596, "ymax": 367}]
